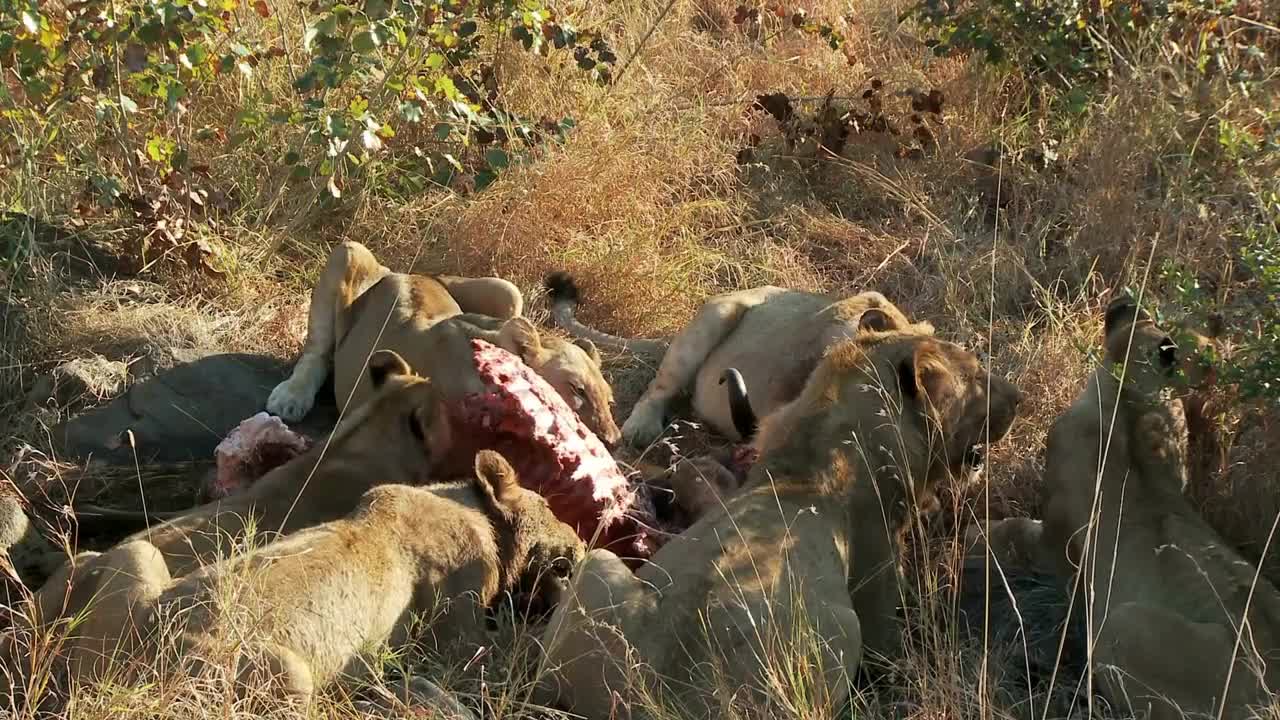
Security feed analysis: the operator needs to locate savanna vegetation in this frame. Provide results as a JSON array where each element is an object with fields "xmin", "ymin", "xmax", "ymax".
[{"xmin": 2, "ymin": 0, "xmax": 1278, "ymax": 716}]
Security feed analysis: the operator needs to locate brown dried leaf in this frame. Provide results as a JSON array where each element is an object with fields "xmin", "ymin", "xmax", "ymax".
[
  {"xmin": 253, "ymin": 0, "xmax": 271, "ymax": 16},
  {"xmin": 910, "ymin": 88, "xmax": 945, "ymax": 115}
]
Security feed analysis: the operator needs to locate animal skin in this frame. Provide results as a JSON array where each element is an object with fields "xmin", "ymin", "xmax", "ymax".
[
  {"xmin": 985, "ymin": 295, "xmax": 1280, "ymax": 720},
  {"xmin": 536, "ymin": 314, "xmax": 1021, "ymax": 719},
  {"xmin": 544, "ymin": 272, "xmax": 934, "ymax": 446},
  {"xmin": 9, "ymin": 450, "xmax": 584, "ymax": 712},
  {"xmin": 269, "ymin": 240, "xmax": 621, "ymax": 446}
]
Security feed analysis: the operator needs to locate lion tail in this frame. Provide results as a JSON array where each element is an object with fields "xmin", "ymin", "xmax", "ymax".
[{"xmin": 543, "ymin": 272, "xmax": 668, "ymax": 357}]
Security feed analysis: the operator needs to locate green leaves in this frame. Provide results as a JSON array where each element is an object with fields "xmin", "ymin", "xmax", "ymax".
[
  {"xmin": 484, "ymin": 147, "xmax": 509, "ymax": 171},
  {"xmin": 145, "ymin": 135, "xmax": 176, "ymax": 164},
  {"xmin": 2, "ymin": 0, "xmax": 616, "ymax": 225}
]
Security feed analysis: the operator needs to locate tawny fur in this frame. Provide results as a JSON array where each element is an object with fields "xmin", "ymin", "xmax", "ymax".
[
  {"xmin": 545, "ymin": 273, "xmax": 934, "ymax": 446},
  {"xmin": 271, "ymin": 241, "xmax": 620, "ymax": 446},
  {"xmin": 984, "ymin": 297, "xmax": 1280, "ymax": 720},
  {"xmin": 536, "ymin": 325, "xmax": 1020, "ymax": 719},
  {"xmin": 10, "ymin": 450, "xmax": 584, "ymax": 711}
]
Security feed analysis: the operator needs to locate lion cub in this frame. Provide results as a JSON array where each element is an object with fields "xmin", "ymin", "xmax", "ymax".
[
  {"xmin": 988, "ymin": 295, "xmax": 1279, "ymax": 720},
  {"xmin": 40, "ymin": 450, "xmax": 585, "ymax": 710}
]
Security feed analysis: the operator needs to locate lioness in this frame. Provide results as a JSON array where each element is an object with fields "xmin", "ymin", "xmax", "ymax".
[
  {"xmin": 536, "ymin": 319, "xmax": 1020, "ymax": 718},
  {"xmin": 989, "ymin": 296, "xmax": 1280, "ymax": 720},
  {"xmin": 544, "ymin": 273, "xmax": 935, "ymax": 447},
  {"xmin": 32, "ymin": 450, "xmax": 585, "ymax": 710},
  {"xmin": 269, "ymin": 241, "xmax": 621, "ymax": 446}
]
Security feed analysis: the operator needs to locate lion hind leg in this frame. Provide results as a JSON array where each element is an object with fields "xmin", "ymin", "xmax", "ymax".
[
  {"xmin": 1096, "ymin": 601, "xmax": 1265, "ymax": 720},
  {"xmin": 537, "ymin": 549, "xmax": 657, "ymax": 718},
  {"xmin": 64, "ymin": 540, "xmax": 171, "ymax": 686},
  {"xmin": 435, "ymin": 275, "xmax": 524, "ymax": 320},
  {"xmin": 0, "ymin": 549, "xmax": 103, "ymax": 705},
  {"xmin": 236, "ymin": 642, "xmax": 316, "ymax": 709},
  {"xmin": 268, "ymin": 241, "xmax": 390, "ymax": 422},
  {"xmin": 623, "ymin": 295, "xmax": 754, "ymax": 447}
]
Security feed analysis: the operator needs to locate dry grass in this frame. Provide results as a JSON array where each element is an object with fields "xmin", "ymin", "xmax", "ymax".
[{"xmin": 2, "ymin": 0, "xmax": 1278, "ymax": 716}]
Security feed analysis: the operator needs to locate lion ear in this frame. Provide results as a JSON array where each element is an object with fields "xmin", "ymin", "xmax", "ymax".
[
  {"xmin": 574, "ymin": 337, "xmax": 603, "ymax": 366},
  {"xmin": 369, "ymin": 349, "xmax": 412, "ymax": 389},
  {"xmin": 498, "ymin": 317, "xmax": 543, "ymax": 364},
  {"xmin": 473, "ymin": 449, "xmax": 522, "ymax": 506},
  {"xmin": 858, "ymin": 308, "xmax": 896, "ymax": 333},
  {"xmin": 898, "ymin": 344, "xmax": 959, "ymax": 414},
  {"xmin": 1104, "ymin": 293, "xmax": 1151, "ymax": 336}
]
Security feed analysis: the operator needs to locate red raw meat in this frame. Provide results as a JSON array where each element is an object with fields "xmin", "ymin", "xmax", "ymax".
[
  {"xmin": 444, "ymin": 339, "xmax": 657, "ymax": 563},
  {"xmin": 209, "ymin": 412, "xmax": 312, "ymax": 499}
]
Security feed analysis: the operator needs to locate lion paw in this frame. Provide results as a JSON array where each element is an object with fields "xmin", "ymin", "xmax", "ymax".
[
  {"xmin": 621, "ymin": 402, "xmax": 667, "ymax": 447},
  {"xmin": 266, "ymin": 379, "xmax": 315, "ymax": 422}
]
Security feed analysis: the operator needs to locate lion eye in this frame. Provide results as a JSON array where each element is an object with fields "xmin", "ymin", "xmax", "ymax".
[{"xmin": 569, "ymin": 385, "xmax": 586, "ymax": 410}]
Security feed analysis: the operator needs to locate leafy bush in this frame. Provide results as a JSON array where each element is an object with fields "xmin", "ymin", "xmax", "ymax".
[
  {"xmin": 902, "ymin": 0, "xmax": 1274, "ymax": 87},
  {"xmin": 1159, "ymin": 190, "xmax": 1280, "ymax": 404},
  {"xmin": 1, "ymin": 0, "xmax": 616, "ymax": 211}
]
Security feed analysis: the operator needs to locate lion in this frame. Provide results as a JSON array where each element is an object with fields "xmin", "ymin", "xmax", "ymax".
[
  {"xmin": 17, "ymin": 450, "xmax": 585, "ymax": 712},
  {"xmin": 981, "ymin": 295, "xmax": 1280, "ymax": 720},
  {"xmin": 535, "ymin": 318, "xmax": 1020, "ymax": 718},
  {"xmin": 3, "ymin": 347, "xmax": 453, "ymax": 685},
  {"xmin": 268, "ymin": 241, "xmax": 620, "ymax": 446},
  {"xmin": 544, "ymin": 273, "xmax": 935, "ymax": 447}
]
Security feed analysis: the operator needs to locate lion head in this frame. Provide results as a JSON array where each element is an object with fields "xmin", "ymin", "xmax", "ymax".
[
  {"xmin": 469, "ymin": 449, "xmax": 586, "ymax": 611},
  {"xmin": 753, "ymin": 308, "xmax": 1021, "ymax": 503},
  {"xmin": 330, "ymin": 349, "xmax": 454, "ymax": 482},
  {"xmin": 496, "ymin": 317, "xmax": 621, "ymax": 447},
  {"xmin": 1100, "ymin": 293, "xmax": 1217, "ymax": 402}
]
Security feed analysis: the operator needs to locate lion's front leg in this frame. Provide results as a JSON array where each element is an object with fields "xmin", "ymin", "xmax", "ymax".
[
  {"xmin": 816, "ymin": 603, "xmax": 863, "ymax": 709},
  {"xmin": 268, "ymin": 240, "xmax": 390, "ymax": 422},
  {"xmin": 537, "ymin": 549, "xmax": 657, "ymax": 718},
  {"xmin": 848, "ymin": 511, "xmax": 904, "ymax": 669}
]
